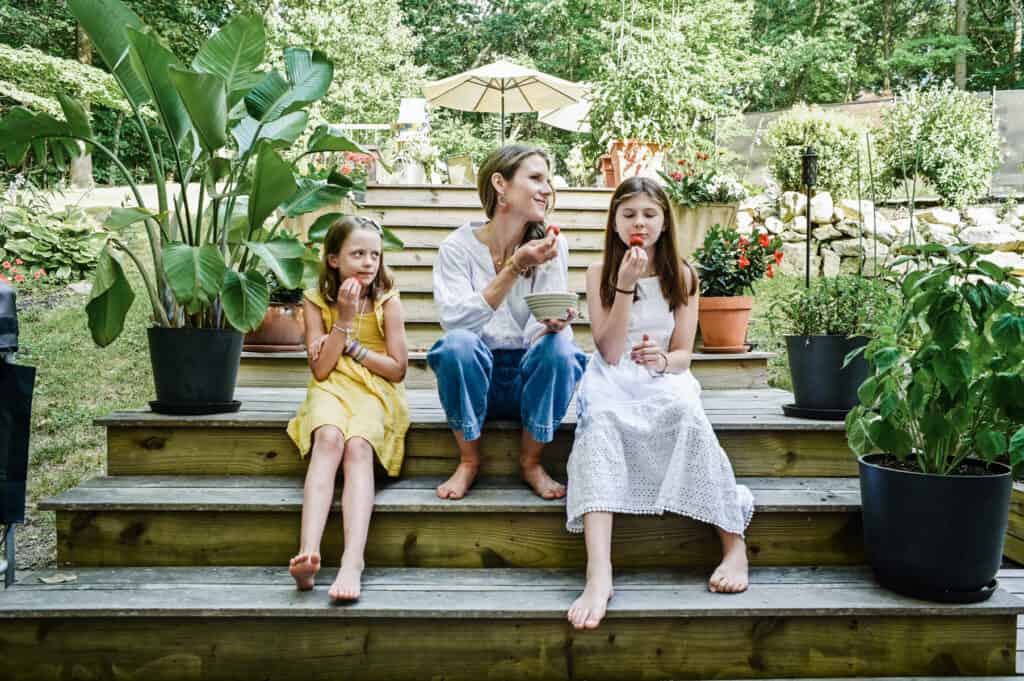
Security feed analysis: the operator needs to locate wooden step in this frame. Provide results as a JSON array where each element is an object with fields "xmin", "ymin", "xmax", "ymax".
[
  {"xmin": 1, "ymin": 566, "xmax": 1019, "ymax": 680},
  {"xmin": 42, "ymin": 476, "xmax": 863, "ymax": 568},
  {"xmin": 1002, "ymin": 482, "xmax": 1024, "ymax": 564},
  {"xmin": 363, "ymin": 183, "xmax": 614, "ymax": 208},
  {"xmin": 387, "ymin": 246, "xmax": 601, "ymax": 268},
  {"xmin": 383, "ymin": 224, "xmax": 608, "ymax": 250},
  {"xmin": 369, "ymin": 206, "xmax": 606, "ymax": 229},
  {"xmin": 99, "ymin": 388, "xmax": 853, "ymax": 478},
  {"xmin": 237, "ymin": 349, "xmax": 775, "ymax": 391}
]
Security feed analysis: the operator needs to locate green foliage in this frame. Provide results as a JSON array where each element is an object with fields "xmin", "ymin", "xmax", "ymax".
[
  {"xmin": 771, "ymin": 275, "xmax": 898, "ymax": 337},
  {"xmin": 658, "ymin": 152, "xmax": 748, "ymax": 208},
  {"xmin": 764, "ymin": 104, "xmax": 863, "ymax": 197},
  {"xmin": 0, "ymin": 44, "xmax": 128, "ymax": 116},
  {"xmin": 875, "ymin": 83, "xmax": 1002, "ymax": 208},
  {"xmin": 694, "ymin": 224, "xmax": 783, "ymax": 298},
  {"xmin": 846, "ymin": 242, "xmax": 1024, "ymax": 478},
  {"xmin": 0, "ymin": 204, "xmax": 108, "ymax": 283}
]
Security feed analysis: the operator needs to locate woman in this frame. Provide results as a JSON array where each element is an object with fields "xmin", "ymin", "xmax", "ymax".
[{"xmin": 428, "ymin": 145, "xmax": 587, "ymax": 500}]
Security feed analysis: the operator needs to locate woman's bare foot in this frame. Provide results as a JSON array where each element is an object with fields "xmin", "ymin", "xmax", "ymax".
[
  {"xmin": 436, "ymin": 462, "xmax": 480, "ymax": 500},
  {"xmin": 567, "ymin": 568, "xmax": 614, "ymax": 630},
  {"xmin": 328, "ymin": 560, "xmax": 364, "ymax": 601},
  {"xmin": 288, "ymin": 552, "xmax": 321, "ymax": 591},
  {"xmin": 521, "ymin": 462, "xmax": 566, "ymax": 499},
  {"xmin": 709, "ymin": 534, "xmax": 749, "ymax": 593}
]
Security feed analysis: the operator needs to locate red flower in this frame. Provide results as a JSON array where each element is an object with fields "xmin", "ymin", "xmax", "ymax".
[
  {"xmin": 341, "ymin": 164, "xmax": 353, "ymax": 175},
  {"xmin": 14, "ymin": 274, "xmax": 24, "ymax": 282},
  {"xmin": 774, "ymin": 249, "xmax": 784, "ymax": 265},
  {"xmin": 758, "ymin": 232, "xmax": 770, "ymax": 248},
  {"xmin": 677, "ymin": 159, "xmax": 687, "ymax": 166},
  {"xmin": 766, "ymin": 263, "xmax": 774, "ymax": 278},
  {"xmin": 738, "ymin": 254, "xmax": 750, "ymax": 269},
  {"xmin": 696, "ymin": 152, "xmax": 709, "ymax": 161},
  {"xmin": 670, "ymin": 171, "xmax": 683, "ymax": 181}
]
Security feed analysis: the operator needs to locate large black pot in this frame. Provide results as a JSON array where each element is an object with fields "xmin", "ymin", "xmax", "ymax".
[
  {"xmin": 148, "ymin": 327, "xmax": 243, "ymax": 414},
  {"xmin": 858, "ymin": 453, "xmax": 1012, "ymax": 602},
  {"xmin": 786, "ymin": 334, "xmax": 869, "ymax": 410}
]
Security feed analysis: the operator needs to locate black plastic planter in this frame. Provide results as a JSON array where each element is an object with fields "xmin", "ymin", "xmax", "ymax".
[
  {"xmin": 858, "ymin": 453, "xmax": 1011, "ymax": 602},
  {"xmin": 148, "ymin": 327, "xmax": 243, "ymax": 414},
  {"xmin": 784, "ymin": 335, "xmax": 869, "ymax": 419}
]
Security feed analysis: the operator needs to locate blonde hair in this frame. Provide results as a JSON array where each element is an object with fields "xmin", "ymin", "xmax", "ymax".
[{"xmin": 318, "ymin": 216, "xmax": 395, "ymax": 303}]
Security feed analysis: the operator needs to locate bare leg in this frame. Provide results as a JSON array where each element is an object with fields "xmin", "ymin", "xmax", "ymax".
[
  {"xmin": 520, "ymin": 429, "xmax": 565, "ymax": 499},
  {"xmin": 329, "ymin": 437, "xmax": 376, "ymax": 601},
  {"xmin": 567, "ymin": 512, "xmax": 614, "ymax": 630},
  {"xmin": 436, "ymin": 429, "xmax": 481, "ymax": 500},
  {"xmin": 708, "ymin": 528, "xmax": 749, "ymax": 593},
  {"xmin": 289, "ymin": 426, "xmax": 343, "ymax": 590}
]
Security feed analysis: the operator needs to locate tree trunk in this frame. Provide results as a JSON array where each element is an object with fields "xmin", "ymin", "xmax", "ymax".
[
  {"xmin": 69, "ymin": 22, "xmax": 95, "ymax": 189},
  {"xmin": 955, "ymin": 0, "xmax": 968, "ymax": 89},
  {"xmin": 882, "ymin": 0, "xmax": 893, "ymax": 93},
  {"xmin": 1013, "ymin": 0, "xmax": 1023, "ymax": 85}
]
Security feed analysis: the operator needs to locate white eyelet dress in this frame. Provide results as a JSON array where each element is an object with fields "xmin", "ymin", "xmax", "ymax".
[{"xmin": 565, "ymin": 277, "xmax": 755, "ymax": 535}]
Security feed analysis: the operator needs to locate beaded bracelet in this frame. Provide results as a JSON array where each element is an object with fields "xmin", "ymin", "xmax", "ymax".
[
  {"xmin": 355, "ymin": 345, "xmax": 369, "ymax": 363},
  {"xmin": 344, "ymin": 339, "xmax": 361, "ymax": 357}
]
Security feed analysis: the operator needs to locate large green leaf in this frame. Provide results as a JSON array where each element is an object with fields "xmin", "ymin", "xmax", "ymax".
[
  {"xmin": 163, "ymin": 243, "xmax": 227, "ymax": 314},
  {"xmin": 85, "ymin": 244, "xmax": 136, "ymax": 347},
  {"xmin": 57, "ymin": 94, "xmax": 93, "ymax": 144},
  {"xmin": 243, "ymin": 48, "xmax": 332, "ymax": 123},
  {"xmin": 168, "ymin": 66, "xmax": 229, "ymax": 153},
  {"xmin": 231, "ymin": 111, "xmax": 308, "ymax": 157},
  {"xmin": 247, "ymin": 143, "xmax": 297, "ymax": 232},
  {"xmin": 244, "ymin": 236, "xmax": 306, "ymax": 290},
  {"xmin": 126, "ymin": 28, "xmax": 191, "ymax": 148},
  {"xmin": 68, "ymin": 0, "xmax": 150, "ymax": 108},
  {"xmin": 221, "ymin": 269, "xmax": 269, "ymax": 332},
  {"xmin": 104, "ymin": 207, "xmax": 157, "ymax": 230},
  {"xmin": 992, "ymin": 313, "xmax": 1024, "ymax": 350},
  {"xmin": 306, "ymin": 212, "xmax": 344, "ymax": 243},
  {"xmin": 191, "ymin": 13, "xmax": 265, "ymax": 108},
  {"xmin": 306, "ymin": 124, "xmax": 370, "ymax": 154},
  {"xmin": 0, "ymin": 107, "xmax": 76, "ymax": 165},
  {"xmin": 281, "ymin": 178, "xmax": 349, "ymax": 218}
]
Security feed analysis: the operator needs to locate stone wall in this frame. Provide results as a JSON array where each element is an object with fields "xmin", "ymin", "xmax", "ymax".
[{"xmin": 735, "ymin": 192, "xmax": 1024, "ymax": 277}]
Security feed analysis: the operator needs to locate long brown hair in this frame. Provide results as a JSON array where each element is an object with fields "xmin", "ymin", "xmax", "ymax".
[
  {"xmin": 477, "ymin": 145, "xmax": 557, "ymax": 275},
  {"xmin": 318, "ymin": 215, "xmax": 395, "ymax": 303},
  {"xmin": 598, "ymin": 177, "xmax": 697, "ymax": 311}
]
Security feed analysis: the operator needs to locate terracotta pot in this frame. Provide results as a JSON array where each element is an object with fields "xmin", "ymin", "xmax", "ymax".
[
  {"xmin": 599, "ymin": 154, "xmax": 616, "ymax": 188},
  {"xmin": 608, "ymin": 139, "xmax": 662, "ymax": 187},
  {"xmin": 243, "ymin": 302, "xmax": 306, "ymax": 352},
  {"xmin": 698, "ymin": 296, "xmax": 753, "ymax": 353},
  {"xmin": 671, "ymin": 202, "xmax": 739, "ymax": 261}
]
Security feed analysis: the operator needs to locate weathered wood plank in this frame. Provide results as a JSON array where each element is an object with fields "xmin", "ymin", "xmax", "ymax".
[
  {"xmin": 385, "ymin": 225, "xmax": 607, "ymax": 249},
  {"xmin": 0, "ymin": 615, "xmax": 1014, "ymax": 680}
]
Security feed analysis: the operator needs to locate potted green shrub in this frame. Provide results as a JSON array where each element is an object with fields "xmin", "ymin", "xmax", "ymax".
[
  {"xmin": 772, "ymin": 275, "xmax": 896, "ymax": 420},
  {"xmin": 0, "ymin": 1, "xmax": 376, "ymax": 414},
  {"xmin": 846, "ymin": 242, "xmax": 1024, "ymax": 602},
  {"xmin": 659, "ymin": 152, "xmax": 748, "ymax": 260},
  {"xmin": 242, "ymin": 272, "xmax": 306, "ymax": 352},
  {"xmin": 693, "ymin": 224, "xmax": 782, "ymax": 353}
]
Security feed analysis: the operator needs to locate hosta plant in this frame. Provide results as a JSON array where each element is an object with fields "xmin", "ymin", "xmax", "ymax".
[
  {"xmin": 0, "ymin": 0, "xmax": 389, "ymax": 346},
  {"xmin": 846, "ymin": 242, "xmax": 1024, "ymax": 478}
]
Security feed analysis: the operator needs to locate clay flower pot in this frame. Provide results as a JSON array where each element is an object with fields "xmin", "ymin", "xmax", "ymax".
[
  {"xmin": 243, "ymin": 302, "xmax": 306, "ymax": 352},
  {"xmin": 698, "ymin": 296, "xmax": 753, "ymax": 353}
]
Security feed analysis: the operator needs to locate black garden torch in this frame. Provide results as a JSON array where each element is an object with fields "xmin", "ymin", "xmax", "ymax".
[{"xmin": 801, "ymin": 147, "xmax": 818, "ymax": 289}]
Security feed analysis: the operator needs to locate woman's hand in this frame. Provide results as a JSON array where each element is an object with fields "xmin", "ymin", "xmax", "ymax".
[
  {"xmin": 514, "ymin": 234, "xmax": 559, "ymax": 269},
  {"xmin": 335, "ymin": 277, "xmax": 362, "ymax": 324},
  {"xmin": 631, "ymin": 334, "xmax": 668, "ymax": 372},
  {"xmin": 540, "ymin": 307, "xmax": 577, "ymax": 335},
  {"xmin": 617, "ymin": 246, "xmax": 648, "ymax": 290}
]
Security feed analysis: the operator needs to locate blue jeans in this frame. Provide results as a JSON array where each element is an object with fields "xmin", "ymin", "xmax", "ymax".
[{"xmin": 427, "ymin": 329, "xmax": 587, "ymax": 443}]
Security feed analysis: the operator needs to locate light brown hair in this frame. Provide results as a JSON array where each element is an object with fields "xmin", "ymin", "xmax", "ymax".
[
  {"xmin": 598, "ymin": 177, "xmax": 697, "ymax": 311},
  {"xmin": 318, "ymin": 215, "xmax": 395, "ymax": 303},
  {"xmin": 477, "ymin": 145, "xmax": 557, "ymax": 262}
]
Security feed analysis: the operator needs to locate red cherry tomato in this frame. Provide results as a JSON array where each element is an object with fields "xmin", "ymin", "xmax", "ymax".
[
  {"xmin": 629, "ymin": 235, "xmax": 645, "ymax": 247},
  {"xmin": 546, "ymin": 225, "xmax": 560, "ymax": 237}
]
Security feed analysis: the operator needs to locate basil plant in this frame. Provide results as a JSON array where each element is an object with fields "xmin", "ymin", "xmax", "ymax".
[{"xmin": 0, "ymin": 0, "xmax": 378, "ymax": 345}]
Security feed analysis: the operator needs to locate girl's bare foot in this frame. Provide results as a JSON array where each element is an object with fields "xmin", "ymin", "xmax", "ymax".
[
  {"xmin": 521, "ymin": 462, "xmax": 566, "ymax": 499},
  {"xmin": 288, "ymin": 552, "xmax": 321, "ymax": 591},
  {"xmin": 436, "ymin": 462, "xmax": 480, "ymax": 500},
  {"xmin": 567, "ymin": 568, "xmax": 614, "ymax": 630},
  {"xmin": 328, "ymin": 560, "xmax": 364, "ymax": 602},
  {"xmin": 709, "ymin": 534, "xmax": 749, "ymax": 593}
]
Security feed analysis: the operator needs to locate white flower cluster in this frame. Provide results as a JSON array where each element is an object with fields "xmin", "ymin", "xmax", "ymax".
[{"xmin": 708, "ymin": 174, "xmax": 748, "ymax": 203}]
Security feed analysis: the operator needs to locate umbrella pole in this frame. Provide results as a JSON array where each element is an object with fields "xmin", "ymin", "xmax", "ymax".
[{"xmin": 500, "ymin": 87, "xmax": 506, "ymax": 146}]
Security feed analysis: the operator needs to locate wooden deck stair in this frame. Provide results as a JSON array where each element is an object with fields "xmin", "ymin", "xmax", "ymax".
[{"xmin": 2, "ymin": 184, "xmax": 1022, "ymax": 680}]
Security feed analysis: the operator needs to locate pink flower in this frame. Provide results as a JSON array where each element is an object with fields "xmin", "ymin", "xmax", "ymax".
[
  {"xmin": 2, "ymin": 261, "xmax": 9, "ymax": 270},
  {"xmin": 738, "ymin": 236, "xmax": 749, "ymax": 248},
  {"xmin": 33, "ymin": 270, "xmax": 42, "ymax": 279},
  {"xmin": 14, "ymin": 274, "xmax": 24, "ymax": 282},
  {"xmin": 14, "ymin": 258, "xmax": 23, "ymax": 265},
  {"xmin": 341, "ymin": 164, "xmax": 353, "ymax": 175},
  {"xmin": 670, "ymin": 171, "xmax": 683, "ymax": 181}
]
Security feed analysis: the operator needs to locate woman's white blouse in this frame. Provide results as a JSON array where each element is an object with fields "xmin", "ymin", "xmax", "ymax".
[{"xmin": 432, "ymin": 221, "xmax": 574, "ymax": 350}]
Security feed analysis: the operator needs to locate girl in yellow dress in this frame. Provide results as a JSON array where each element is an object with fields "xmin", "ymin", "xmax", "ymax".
[{"xmin": 286, "ymin": 216, "xmax": 410, "ymax": 601}]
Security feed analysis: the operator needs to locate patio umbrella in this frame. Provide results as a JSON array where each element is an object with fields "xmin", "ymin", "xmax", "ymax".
[
  {"xmin": 423, "ymin": 60, "xmax": 587, "ymax": 145},
  {"xmin": 538, "ymin": 99, "xmax": 592, "ymax": 134}
]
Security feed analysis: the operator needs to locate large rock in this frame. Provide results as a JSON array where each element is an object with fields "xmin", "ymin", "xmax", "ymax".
[
  {"xmin": 735, "ymin": 211, "xmax": 754, "ymax": 235},
  {"xmin": 763, "ymin": 216, "xmax": 784, "ymax": 234},
  {"xmin": 979, "ymin": 251, "xmax": 1024, "ymax": 272},
  {"xmin": 958, "ymin": 224, "xmax": 1024, "ymax": 251},
  {"xmin": 837, "ymin": 222, "xmax": 862, "ymax": 238},
  {"xmin": 891, "ymin": 217, "xmax": 912, "ymax": 235},
  {"xmin": 839, "ymin": 254, "xmax": 889, "ymax": 277},
  {"xmin": 780, "ymin": 191, "xmax": 807, "ymax": 222},
  {"xmin": 820, "ymin": 248, "xmax": 841, "ymax": 277},
  {"xmin": 812, "ymin": 224, "xmax": 843, "ymax": 241},
  {"xmin": 830, "ymin": 238, "xmax": 890, "ymax": 258},
  {"xmin": 964, "ymin": 206, "xmax": 1000, "ymax": 226},
  {"xmin": 923, "ymin": 223, "xmax": 956, "ymax": 245},
  {"xmin": 777, "ymin": 241, "xmax": 819, "ymax": 278},
  {"xmin": 779, "ymin": 229, "xmax": 806, "ymax": 243},
  {"xmin": 810, "ymin": 192, "xmax": 835, "ymax": 224},
  {"xmin": 787, "ymin": 216, "xmax": 808, "ymax": 234},
  {"xmin": 835, "ymin": 198, "xmax": 873, "ymax": 223},
  {"xmin": 915, "ymin": 207, "xmax": 961, "ymax": 226}
]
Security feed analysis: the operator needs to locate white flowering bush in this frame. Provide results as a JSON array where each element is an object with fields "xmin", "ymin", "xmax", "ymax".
[
  {"xmin": 566, "ymin": 144, "xmax": 592, "ymax": 186},
  {"xmin": 875, "ymin": 83, "xmax": 1002, "ymax": 208},
  {"xmin": 763, "ymin": 104, "xmax": 862, "ymax": 197}
]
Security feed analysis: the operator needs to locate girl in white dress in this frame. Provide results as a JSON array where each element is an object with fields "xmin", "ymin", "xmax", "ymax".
[{"xmin": 566, "ymin": 177, "xmax": 754, "ymax": 630}]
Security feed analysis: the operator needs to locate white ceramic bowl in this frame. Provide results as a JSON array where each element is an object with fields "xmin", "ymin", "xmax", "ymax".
[{"xmin": 524, "ymin": 292, "xmax": 579, "ymax": 321}]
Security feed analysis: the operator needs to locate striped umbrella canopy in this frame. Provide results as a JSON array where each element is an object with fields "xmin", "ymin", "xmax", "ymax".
[{"xmin": 423, "ymin": 60, "xmax": 587, "ymax": 144}]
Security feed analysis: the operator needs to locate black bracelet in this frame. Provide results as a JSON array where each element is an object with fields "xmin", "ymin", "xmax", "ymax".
[{"xmin": 615, "ymin": 286, "xmax": 636, "ymax": 295}]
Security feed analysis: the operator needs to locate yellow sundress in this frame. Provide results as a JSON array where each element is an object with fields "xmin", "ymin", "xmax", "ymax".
[{"xmin": 286, "ymin": 288, "xmax": 410, "ymax": 476}]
